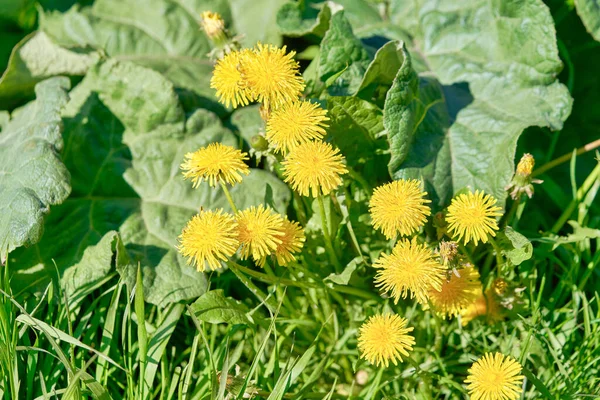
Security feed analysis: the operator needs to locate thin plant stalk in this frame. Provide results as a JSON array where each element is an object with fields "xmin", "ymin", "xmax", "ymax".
[
  {"xmin": 220, "ymin": 181, "xmax": 238, "ymax": 213},
  {"xmin": 317, "ymin": 195, "xmax": 342, "ymax": 271}
]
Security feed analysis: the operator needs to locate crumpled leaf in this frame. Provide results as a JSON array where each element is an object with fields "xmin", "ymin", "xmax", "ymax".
[
  {"xmin": 0, "ymin": 77, "xmax": 71, "ymax": 262},
  {"xmin": 0, "ymin": 31, "xmax": 101, "ymax": 109},
  {"xmin": 276, "ymin": 0, "xmax": 331, "ymax": 38},
  {"xmin": 188, "ymin": 289, "xmax": 251, "ymax": 325},
  {"xmin": 9, "ymin": 60, "xmax": 290, "ymax": 306},
  {"xmin": 317, "ymin": 10, "xmax": 370, "ymax": 96},
  {"xmin": 324, "ymin": 256, "xmax": 360, "ymax": 285},
  {"xmin": 497, "ymin": 226, "xmax": 533, "ymax": 266},
  {"xmin": 575, "ymin": 0, "xmax": 600, "ymax": 42}
]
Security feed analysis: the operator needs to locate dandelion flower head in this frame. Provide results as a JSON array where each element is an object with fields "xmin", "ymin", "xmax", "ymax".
[
  {"xmin": 374, "ymin": 238, "xmax": 445, "ymax": 305},
  {"xmin": 465, "ymin": 352, "xmax": 524, "ymax": 400},
  {"xmin": 282, "ymin": 141, "xmax": 348, "ymax": 197},
  {"xmin": 428, "ymin": 265, "xmax": 481, "ymax": 318},
  {"xmin": 210, "ymin": 50, "xmax": 253, "ymax": 108},
  {"xmin": 357, "ymin": 314, "xmax": 415, "ymax": 367},
  {"xmin": 446, "ymin": 190, "xmax": 502, "ymax": 245},
  {"xmin": 178, "ymin": 209, "xmax": 239, "ymax": 272},
  {"xmin": 259, "ymin": 218, "xmax": 305, "ymax": 266},
  {"xmin": 200, "ymin": 11, "xmax": 225, "ymax": 39},
  {"xmin": 181, "ymin": 143, "xmax": 250, "ymax": 188},
  {"xmin": 236, "ymin": 205, "xmax": 284, "ymax": 262},
  {"xmin": 369, "ymin": 179, "xmax": 431, "ymax": 239},
  {"xmin": 265, "ymin": 100, "xmax": 329, "ymax": 154},
  {"xmin": 241, "ymin": 43, "xmax": 305, "ymax": 109}
]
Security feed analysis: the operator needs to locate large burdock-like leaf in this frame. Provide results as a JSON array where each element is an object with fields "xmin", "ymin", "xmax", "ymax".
[
  {"xmin": 0, "ymin": 32, "xmax": 101, "ymax": 109},
  {"xmin": 306, "ymin": 0, "xmax": 572, "ymax": 207},
  {"xmin": 0, "ymin": 77, "xmax": 71, "ymax": 262},
  {"xmin": 39, "ymin": 0, "xmax": 287, "ymax": 115},
  {"xmin": 575, "ymin": 0, "xmax": 600, "ymax": 41},
  {"xmin": 9, "ymin": 60, "xmax": 290, "ymax": 306}
]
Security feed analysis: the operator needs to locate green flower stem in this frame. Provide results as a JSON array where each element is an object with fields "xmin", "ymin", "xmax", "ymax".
[
  {"xmin": 229, "ymin": 261, "xmax": 321, "ymax": 289},
  {"xmin": 219, "ymin": 181, "xmax": 238, "ymax": 213},
  {"xmin": 487, "ymin": 236, "xmax": 504, "ymax": 271},
  {"xmin": 532, "ymin": 137, "xmax": 600, "ymax": 177},
  {"xmin": 317, "ymin": 195, "xmax": 342, "ymax": 271}
]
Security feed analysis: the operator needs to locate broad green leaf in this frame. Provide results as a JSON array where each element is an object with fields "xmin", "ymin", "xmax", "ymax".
[
  {"xmin": 324, "ymin": 256, "xmax": 360, "ymax": 285},
  {"xmin": 276, "ymin": 0, "xmax": 331, "ymax": 38},
  {"xmin": 498, "ymin": 226, "xmax": 533, "ymax": 266},
  {"xmin": 575, "ymin": 0, "xmax": 600, "ymax": 42},
  {"xmin": 0, "ymin": 77, "xmax": 71, "ymax": 262},
  {"xmin": 188, "ymin": 289, "xmax": 250, "ymax": 325},
  {"xmin": 326, "ymin": 95, "xmax": 386, "ymax": 170},
  {"xmin": 318, "ymin": 11, "xmax": 370, "ymax": 96},
  {"xmin": 229, "ymin": 0, "xmax": 288, "ymax": 47},
  {"xmin": 0, "ymin": 31, "xmax": 101, "ymax": 109},
  {"xmin": 10, "ymin": 60, "xmax": 290, "ymax": 306},
  {"xmin": 384, "ymin": 0, "xmax": 572, "ymax": 206},
  {"xmin": 62, "ymin": 231, "xmax": 129, "ymax": 298},
  {"xmin": 357, "ymin": 40, "xmax": 407, "ymax": 105}
]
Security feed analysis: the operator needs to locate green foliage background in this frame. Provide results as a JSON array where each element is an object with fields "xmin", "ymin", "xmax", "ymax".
[{"xmin": 0, "ymin": 0, "xmax": 599, "ymax": 399}]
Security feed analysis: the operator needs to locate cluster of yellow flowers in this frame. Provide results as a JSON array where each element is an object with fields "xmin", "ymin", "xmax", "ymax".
[
  {"xmin": 178, "ymin": 144, "xmax": 305, "ymax": 271},
  {"xmin": 359, "ymin": 181, "xmax": 522, "ymax": 398},
  {"xmin": 185, "ymin": 15, "xmax": 525, "ymax": 398}
]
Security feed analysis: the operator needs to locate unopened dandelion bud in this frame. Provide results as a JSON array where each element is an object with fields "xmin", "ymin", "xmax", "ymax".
[
  {"xmin": 506, "ymin": 153, "xmax": 543, "ymax": 199},
  {"xmin": 250, "ymin": 135, "xmax": 269, "ymax": 151},
  {"xmin": 201, "ymin": 11, "xmax": 226, "ymax": 43}
]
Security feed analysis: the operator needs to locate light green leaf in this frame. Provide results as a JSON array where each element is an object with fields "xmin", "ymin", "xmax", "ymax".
[
  {"xmin": 276, "ymin": 0, "xmax": 331, "ymax": 38},
  {"xmin": 357, "ymin": 40, "xmax": 406, "ymax": 104},
  {"xmin": 0, "ymin": 31, "xmax": 101, "ymax": 109},
  {"xmin": 324, "ymin": 257, "xmax": 360, "ymax": 285},
  {"xmin": 318, "ymin": 11, "xmax": 371, "ymax": 96},
  {"xmin": 498, "ymin": 226, "xmax": 533, "ymax": 266},
  {"xmin": 575, "ymin": 0, "xmax": 600, "ymax": 42},
  {"xmin": 62, "ymin": 231, "xmax": 129, "ymax": 298},
  {"xmin": 383, "ymin": 0, "xmax": 572, "ymax": 206},
  {"xmin": 10, "ymin": 60, "xmax": 290, "ymax": 306},
  {"xmin": 326, "ymin": 95, "xmax": 385, "ymax": 168},
  {"xmin": 229, "ymin": 0, "xmax": 289, "ymax": 47},
  {"xmin": 188, "ymin": 289, "xmax": 250, "ymax": 325},
  {"xmin": 0, "ymin": 77, "xmax": 71, "ymax": 261}
]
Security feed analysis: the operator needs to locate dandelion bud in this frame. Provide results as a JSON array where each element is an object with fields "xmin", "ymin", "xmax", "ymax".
[
  {"xmin": 201, "ymin": 11, "xmax": 226, "ymax": 42},
  {"xmin": 250, "ymin": 134, "xmax": 269, "ymax": 151},
  {"xmin": 505, "ymin": 153, "xmax": 543, "ymax": 199}
]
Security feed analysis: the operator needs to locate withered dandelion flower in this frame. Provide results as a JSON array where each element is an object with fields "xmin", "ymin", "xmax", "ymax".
[
  {"xmin": 181, "ymin": 143, "xmax": 250, "ymax": 187},
  {"xmin": 265, "ymin": 100, "xmax": 329, "ymax": 154},
  {"xmin": 282, "ymin": 141, "xmax": 348, "ymax": 197},
  {"xmin": 210, "ymin": 50, "xmax": 253, "ymax": 108},
  {"xmin": 428, "ymin": 266, "xmax": 481, "ymax": 318},
  {"xmin": 357, "ymin": 314, "xmax": 415, "ymax": 367},
  {"xmin": 374, "ymin": 238, "xmax": 445, "ymax": 305},
  {"xmin": 461, "ymin": 288, "xmax": 505, "ymax": 326},
  {"xmin": 241, "ymin": 43, "xmax": 305, "ymax": 109},
  {"xmin": 236, "ymin": 205, "xmax": 284, "ymax": 262},
  {"xmin": 178, "ymin": 209, "xmax": 239, "ymax": 272},
  {"xmin": 446, "ymin": 190, "xmax": 502, "ymax": 245},
  {"xmin": 369, "ymin": 179, "xmax": 431, "ymax": 239},
  {"xmin": 465, "ymin": 353, "xmax": 524, "ymax": 400},
  {"xmin": 200, "ymin": 11, "xmax": 225, "ymax": 40},
  {"xmin": 266, "ymin": 219, "xmax": 305, "ymax": 266}
]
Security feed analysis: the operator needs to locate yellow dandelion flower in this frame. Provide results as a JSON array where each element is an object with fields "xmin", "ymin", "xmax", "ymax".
[
  {"xmin": 465, "ymin": 353, "xmax": 524, "ymax": 400},
  {"xmin": 357, "ymin": 314, "xmax": 415, "ymax": 367},
  {"xmin": 241, "ymin": 43, "xmax": 305, "ymax": 109},
  {"xmin": 236, "ymin": 205, "xmax": 284, "ymax": 262},
  {"xmin": 210, "ymin": 50, "xmax": 253, "ymax": 108},
  {"xmin": 446, "ymin": 190, "xmax": 503, "ymax": 245},
  {"xmin": 259, "ymin": 218, "xmax": 305, "ymax": 266},
  {"xmin": 282, "ymin": 141, "xmax": 348, "ymax": 197},
  {"xmin": 461, "ymin": 288, "xmax": 505, "ymax": 326},
  {"xmin": 181, "ymin": 143, "xmax": 250, "ymax": 188},
  {"xmin": 265, "ymin": 100, "xmax": 329, "ymax": 154},
  {"xmin": 178, "ymin": 209, "xmax": 239, "ymax": 272},
  {"xmin": 200, "ymin": 11, "xmax": 225, "ymax": 40},
  {"xmin": 369, "ymin": 179, "xmax": 431, "ymax": 239},
  {"xmin": 428, "ymin": 266, "xmax": 481, "ymax": 318},
  {"xmin": 374, "ymin": 238, "xmax": 445, "ymax": 305}
]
